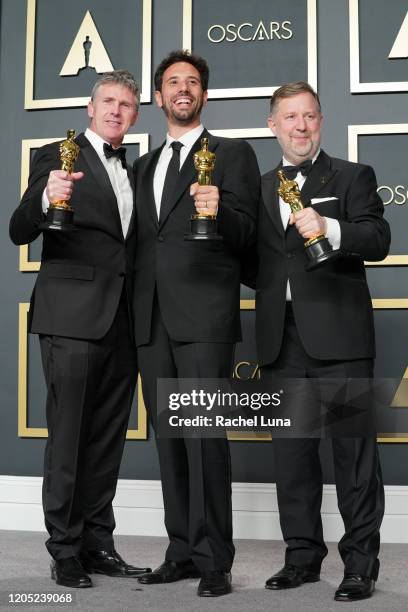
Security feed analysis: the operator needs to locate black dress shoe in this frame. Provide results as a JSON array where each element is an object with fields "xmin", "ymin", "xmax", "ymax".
[
  {"xmin": 334, "ymin": 574, "xmax": 375, "ymax": 601},
  {"xmin": 265, "ymin": 564, "xmax": 320, "ymax": 590},
  {"xmin": 138, "ymin": 560, "xmax": 200, "ymax": 584},
  {"xmin": 51, "ymin": 557, "xmax": 92, "ymax": 588},
  {"xmin": 197, "ymin": 571, "xmax": 232, "ymax": 597},
  {"xmin": 80, "ymin": 549, "xmax": 151, "ymax": 577}
]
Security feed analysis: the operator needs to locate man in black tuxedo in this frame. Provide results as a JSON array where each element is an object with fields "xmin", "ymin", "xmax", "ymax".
[
  {"xmin": 9, "ymin": 71, "xmax": 150, "ymax": 588},
  {"xmin": 133, "ymin": 50, "xmax": 260, "ymax": 597},
  {"xmin": 255, "ymin": 82, "xmax": 390, "ymax": 602}
]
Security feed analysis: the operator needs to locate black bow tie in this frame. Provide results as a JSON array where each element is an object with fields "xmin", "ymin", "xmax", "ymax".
[
  {"xmin": 281, "ymin": 159, "xmax": 313, "ymax": 179},
  {"xmin": 103, "ymin": 143, "xmax": 127, "ymax": 169}
]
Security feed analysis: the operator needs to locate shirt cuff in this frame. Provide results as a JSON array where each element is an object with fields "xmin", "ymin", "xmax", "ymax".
[
  {"xmin": 324, "ymin": 217, "xmax": 341, "ymax": 250},
  {"xmin": 42, "ymin": 189, "xmax": 50, "ymax": 214}
]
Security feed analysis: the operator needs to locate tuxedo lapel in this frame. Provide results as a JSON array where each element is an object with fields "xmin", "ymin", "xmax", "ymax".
[
  {"xmin": 138, "ymin": 146, "xmax": 162, "ymax": 228},
  {"xmin": 125, "ymin": 164, "xmax": 136, "ymax": 239},
  {"xmin": 126, "ymin": 165, "xmax": 135, "ymax": 192},
  {"xmin": 76, "ymin": 133, "xmax": 123, "ymax": 237},
  {"xmin": 262, "ymin": 167, "xmax": 285, "ymax": 236},
  {"xmin": 300, "ymin": 150, "xmax": 337, "ymax": 205}
]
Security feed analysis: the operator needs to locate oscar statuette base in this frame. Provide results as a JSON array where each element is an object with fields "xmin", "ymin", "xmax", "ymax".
[
  {"xmin": 39, "ymin": 206, "xmax": 77, "ymax": 232},
  {"xmin": 304, "ymin": 237, "xmax": 341, "ymax": 270},
  {"xmin": 184, "ymin": 215, "xmax": 223, "ymax": 241}
]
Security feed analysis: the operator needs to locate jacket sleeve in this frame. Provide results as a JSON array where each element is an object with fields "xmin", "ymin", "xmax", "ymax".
[
  {"xmin": 216, "ymin": 139, "xmax": 260, "ymax": 252},
  {"xmin": 9, "ymin": 144, "xmax": 60, "ymax": 245},
  {"xmin": 338, "ymin": 164, "xmax": 391, "ymax": 261},
  {"xmin": 239, "ymin": 242, "xmax": 258, "ymax": 289}
]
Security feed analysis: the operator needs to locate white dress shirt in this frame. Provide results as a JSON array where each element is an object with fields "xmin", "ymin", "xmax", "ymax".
[
  {"xmin": 153, "ymin": 124, "xmax": 205, "ymax": 218},
  {"xmin": 279, "ymin": 151, "xmax": 341, "ymax": 300},
  {"xmin": 42, "ymin": 128, "xmax": 133, "ymax": 239}
]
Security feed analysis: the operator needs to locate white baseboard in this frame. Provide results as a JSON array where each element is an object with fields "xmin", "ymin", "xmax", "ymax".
[{"xmin": 1, "ymin": 476, "xmax": 407, "ymax": 543}]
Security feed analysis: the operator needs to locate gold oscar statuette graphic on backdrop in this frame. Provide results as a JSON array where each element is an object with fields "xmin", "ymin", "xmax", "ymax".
[
  {"xmin": 277, "ymin": 169, "xmax": 341, "ymax": 270},
  {"xmin": 184, "ymin": 137, "xmax": 222, "ymax": 240},
  {"xmin": 40, "ymin": 130, "xmax": 79, "ymax": 231},
  {"xmin": 59, "ymin": 10, "xmax": 114, "ymax": 75}
]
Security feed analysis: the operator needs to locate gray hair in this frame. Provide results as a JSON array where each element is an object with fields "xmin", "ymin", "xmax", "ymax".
[{"xmin": 91, "ymin": 70, "xmax": 140, "ymax": 110}]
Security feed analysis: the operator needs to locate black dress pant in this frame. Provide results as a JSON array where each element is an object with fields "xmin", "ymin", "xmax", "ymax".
[
  {"xmin": 137, "ymin": 302, "xmax": 234, "ymax": 572},
  {"xmin": 39, "ymin": 295, "xmax": 137, "ymax": 560},
  {"xmin": 262, "ymin": 305, "xmax": 384, "ymax": 579}
]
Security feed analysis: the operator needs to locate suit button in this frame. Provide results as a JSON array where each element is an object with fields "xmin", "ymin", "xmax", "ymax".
[
  {"xmin": 286, "ymin": 252, "xmax": 294, "ymax": 259},
  {"xmin": 157, "ymin": 235, "xmax": 165, "ymax": 242}
]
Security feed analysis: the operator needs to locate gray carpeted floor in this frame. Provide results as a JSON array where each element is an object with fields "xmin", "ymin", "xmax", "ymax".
[{"xmin": 0, "ymin": 531, "xmax": 407, "ymax": 611}]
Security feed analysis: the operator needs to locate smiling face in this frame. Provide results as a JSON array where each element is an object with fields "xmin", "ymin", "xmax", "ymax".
[
  {"xmin": 87, "ymin": 83, "xmax": 138, "ymax": 147},
  {"xmin": 267, "ymin": 92, "xmax": 323, "ymax": 165},
  {"xmin": 155, "ymin": 61, "xmax": 208, "ymax": 133}
]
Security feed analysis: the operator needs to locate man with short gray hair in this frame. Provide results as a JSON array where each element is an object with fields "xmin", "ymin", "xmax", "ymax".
[{"xmin": 9, "ymin": 70, "xmax": 150, "ymax": 588}]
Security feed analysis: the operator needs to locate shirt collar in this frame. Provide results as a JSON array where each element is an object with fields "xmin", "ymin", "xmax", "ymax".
[{"xmin": 165, "ymin": 124, "xmax": 204, "ymax": 151}]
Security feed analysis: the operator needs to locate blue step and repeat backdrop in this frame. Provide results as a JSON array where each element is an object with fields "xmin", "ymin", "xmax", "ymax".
[{"xmin": 1, "ymin": 0, "xmax": 407, "ymax": 483}]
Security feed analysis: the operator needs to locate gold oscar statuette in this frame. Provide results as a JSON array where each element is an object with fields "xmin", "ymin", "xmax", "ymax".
[
  {"xmin": 40, "ymin": 129, "xmax": 80, "ymax": 231},
  {"xmin": 277, "ymin": 169, "xmax": 340, "ymax": 270},
  {"xmin": 184, "ymin": 137, "xmax": 222, "ymax": 241}
]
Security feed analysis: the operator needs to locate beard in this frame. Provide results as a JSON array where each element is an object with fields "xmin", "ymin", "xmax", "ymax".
[
  {"xmin": 162, "ymin": 95, "xmax": 204, "ymax": 126},
  {"xmin": 288, "ymin": 133, "xmax": 320, "ymax": 158}
]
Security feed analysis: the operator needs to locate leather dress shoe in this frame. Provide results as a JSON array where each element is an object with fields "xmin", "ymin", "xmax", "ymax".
[
  {"xmin": 51, "ymin": 557, "xmax": 92, "ymax": 588},
  {"xmin": 334, "ymin": 574, "xmax": 375, "ymax": 601},
  {"xmin": 138, "ymin": 560, "xmax": 200, "ymax": 584},
  {"xmin": 80, "ymin": 549, "xmax": 151, "ymax": 577},
  {"xmin": 197, "ymin": 571, "xmax": 232, "ymax": 597},
  {"xmin": 265, "ymin": 564, "xmax": 320, "ymax": 590}
]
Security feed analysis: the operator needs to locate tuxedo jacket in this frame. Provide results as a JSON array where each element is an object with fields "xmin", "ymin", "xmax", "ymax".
[
  {"xmin": 9, "ymin": 133, "xmax": 137, "ymax": 340},
  {"xmin": 132, "ymin": 129, "xmax": 260, "ymax": 346},
  {"xmin": 255, "ymin": 150, "xmax": 391, "ymax": 366}
]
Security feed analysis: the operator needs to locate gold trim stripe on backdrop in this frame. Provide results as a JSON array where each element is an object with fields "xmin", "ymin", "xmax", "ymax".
[
  {"xmin": 19, "ymin": 134, "xmax": 149, "ymax": 272},
  {"xmin": 25, "ymin": 0, "xmax": 152, "ymax": 108},
  {"xmin": 240, "ymin": 299, "xmax": 408, "ymax": 310},
  {"xmin": 229, "ymin": 434, "xmax": 408, "ymax": 444},
  {"xmin": 182, "ymin": 0, "xmax": 317, "ymax": 99},
  {"xmin": 18, "ymin": 303, "xmax": 147, "ymax": 439}
]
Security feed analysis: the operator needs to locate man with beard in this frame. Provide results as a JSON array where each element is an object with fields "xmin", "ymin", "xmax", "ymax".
[
  {"xmin": 133, "ymin": 50, "xmax": 260, "ymax": 597},
  {"xmin": 255, "ymin": 82, "xmax": 389, "ymax": 602}
]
